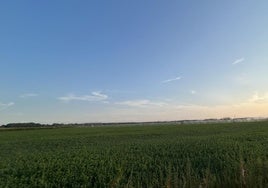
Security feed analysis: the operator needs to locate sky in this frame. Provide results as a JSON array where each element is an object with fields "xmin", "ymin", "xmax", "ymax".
[{"xmin": 1, "ymin": 1, "xmax": 268, "ymax": 124}]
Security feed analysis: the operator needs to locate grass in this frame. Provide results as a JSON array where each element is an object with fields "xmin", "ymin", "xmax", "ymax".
[{"xmin": 1, "ymin": 121, "xmax": 268, "ymax": 187}]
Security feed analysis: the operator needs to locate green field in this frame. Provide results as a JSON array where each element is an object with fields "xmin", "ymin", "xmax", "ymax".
[{"xmin": 1, "ymin": 122, "xmax": 268, "ymax": 187}]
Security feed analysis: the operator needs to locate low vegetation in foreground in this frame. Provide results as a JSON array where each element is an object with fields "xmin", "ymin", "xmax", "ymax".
[{"xmin": 1, "ymin": 121, "xmax": 268, "ymax": 187}]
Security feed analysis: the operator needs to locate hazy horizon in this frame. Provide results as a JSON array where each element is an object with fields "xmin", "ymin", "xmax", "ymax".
[{"xmin": 1, "ymin": 1, "xmax": 268, "ymax": 124}]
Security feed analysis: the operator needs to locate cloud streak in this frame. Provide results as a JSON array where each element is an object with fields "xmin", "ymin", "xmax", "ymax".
[
  {"xmin": 58, "ymin": 92, "xmax": 108, "ymax": 102},
  {"xmin": 20, "ymin": 93, "xmax": 38, "ymax": 98},
  {"xmin": 232, "ymin": 58, "xmax": 245, "ymax": 65},
  {"xmin": 162, "ymin": 76, "xmax": 182, "ymax": 83},
  {"xmin": 0, "ymin": 102, "xmax": 14, "ymax": 111},
  {"xmin": 248, "ymin": 92, "xmax": 268, "ymax": 104},
  {"xmin": 116, "ymin": 99, "xmax": 167, "ymax": 108}
]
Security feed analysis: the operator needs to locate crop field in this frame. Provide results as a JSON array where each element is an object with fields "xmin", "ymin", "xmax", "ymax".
[{"xmin": 1, "ymin": 122, "xmax": 268, "ymax": 187}]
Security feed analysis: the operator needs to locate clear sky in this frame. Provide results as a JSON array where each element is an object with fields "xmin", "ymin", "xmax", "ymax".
[{"xmin": 1, "ymin": 1, "xmax": 268, "ymax": 124}]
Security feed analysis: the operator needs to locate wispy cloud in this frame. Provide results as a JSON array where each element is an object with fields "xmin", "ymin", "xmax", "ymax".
[
  {"xmin": 0, "ymin": 102, "xmax": 14, "ymax": 111},
  {"xmin": 116, "ymin": 99, "xmax": 167, "ymax": 108},
  {"xmin": 20, "ymin": 93, "xmax": 38, "ymax": 98},
  {"xmin": 190, "ymin": 90, "xmax": 196, "ymax": 95},
  {"xmin": 232, "ymin": 58, "xmax": 245, "ymax": 65},
  {"xmin": 162, "ymin": 76, "xmax": 182, "ymax": 83},
  {"xmin": 58, "ymin": 92, "xmax": 108, "ymax": 102},
  {"xmin": 248, "ymin": 92, "xmax": 268, "ymax": 104}
]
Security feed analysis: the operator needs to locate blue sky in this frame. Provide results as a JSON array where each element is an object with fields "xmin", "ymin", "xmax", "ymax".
[{"xmin": 1, "ymin": 1, "xmax": 268, "ymax": 124}]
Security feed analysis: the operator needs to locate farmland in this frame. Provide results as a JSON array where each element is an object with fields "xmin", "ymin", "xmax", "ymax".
[{"xmin": 1, "ymin": 122, "xmax": 268, "ymax": 187}]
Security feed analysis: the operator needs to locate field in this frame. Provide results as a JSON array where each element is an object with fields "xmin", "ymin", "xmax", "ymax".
[{"xmin": 1, "ymin": 122, "xmax": 268, "ymax": 187}]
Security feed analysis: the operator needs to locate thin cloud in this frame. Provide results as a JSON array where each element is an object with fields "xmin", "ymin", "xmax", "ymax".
[
  {"xmin": 232, "ymin": 58, "xmax": 245, "ymax": 65},
  {"xmin": 162, "ymin": 76, "xmax": 182, "ymax": 84},
  {"xmin": 0, "ymin": 102, "xmax": 14, "ymax": 111},
  {"xmin": 248, "ymin": 92, "xmax": 268, "ymax": 104},
  {"xmin": 190, "ymin": 90, "xmax": 196, "ymax": 95},
  {"xmin": 116, "ymin": 99, "xmax": 167, "ymax": 108},
  {"xmin": 20, "ymin": 93, "xmax": 38, "ymax": 98},
  {"xmin": 58, "ymin": 91, "xmax": 108, "ymax": 102}
]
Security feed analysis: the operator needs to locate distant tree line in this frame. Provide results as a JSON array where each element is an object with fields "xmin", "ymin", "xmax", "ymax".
[
  {"xmin": 1, "ymin": 117, "xmax": 268, "ymax": 128},
  {"xmin": 3, "ymin": 123, "xmax": 46, "ymax": 128}
]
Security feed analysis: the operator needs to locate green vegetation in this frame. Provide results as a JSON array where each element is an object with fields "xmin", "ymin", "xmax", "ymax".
[{"xmin": 1, "ymin": 122, "xmax": 268, "ymax": 187}]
